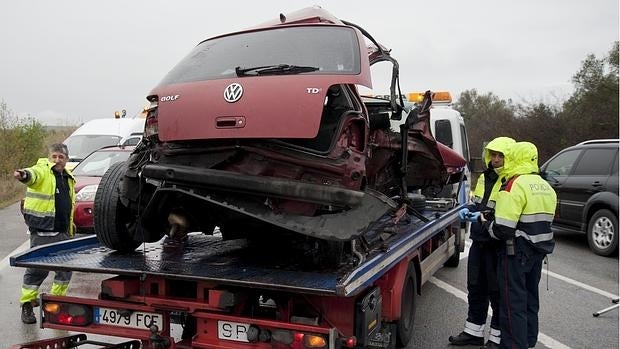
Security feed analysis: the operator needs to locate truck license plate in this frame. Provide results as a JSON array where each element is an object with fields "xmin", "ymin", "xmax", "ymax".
[
  {"xmin": 94, "ymin": 307, "xmax": 163, "ymax": 330},
  {"xmin": 218, "ymin": 320, "xmax": 250, "ymax": 342}
]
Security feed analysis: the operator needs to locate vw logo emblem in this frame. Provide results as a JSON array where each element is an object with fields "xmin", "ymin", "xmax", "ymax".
[{"xmin": 224, "ymin": 83, "xmax": 243, "ymax": 103}]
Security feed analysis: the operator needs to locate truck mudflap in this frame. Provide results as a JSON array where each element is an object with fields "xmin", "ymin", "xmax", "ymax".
[
  {"xmin": 10, "ymin": 206, "xmax": 463, "ymax": 297},
  {"xmin": 10, "ymin": 334, "xmax": 141, "ymax": 349}
]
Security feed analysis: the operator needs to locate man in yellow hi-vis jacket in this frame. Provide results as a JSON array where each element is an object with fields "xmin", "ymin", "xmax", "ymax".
[
  {"xmin": 482, "ymin": 142, "xmax": 557, "ymax": 349},
  {"xmin": 449, "ymin": 137, "xmax": 515, "ymax": 348},
  {"xmin": 13, "ymin": 143, "xmax": 76, "ymax": 324}
]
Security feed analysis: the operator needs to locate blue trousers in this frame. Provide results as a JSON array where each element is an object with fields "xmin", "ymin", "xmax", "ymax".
[{"xmin": 497, "ymin": 240, "xmax": 544, "ymax": 349}]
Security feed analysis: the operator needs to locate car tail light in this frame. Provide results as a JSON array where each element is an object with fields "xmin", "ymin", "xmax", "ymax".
[
  {"xmin": 44, "ymin": 302, "xmax": 92, "ymax": 326},
  {"xmin": 288, "ymin": 332, "xmax": 327, "ymax": 349},
  {"xmin": 144, "ymin": 98, "xmax": 159, "ymax": 138},
  {"xmin": 303, "ymin": 334, "xmax": 327, "ymax": 348},
  {"xmin": 341, "ymin": 336, "xmax": 357, "ymax": 348}
]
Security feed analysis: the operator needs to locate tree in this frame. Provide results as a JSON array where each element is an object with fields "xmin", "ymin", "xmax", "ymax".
[
  {"xmin": 560, "ymin": 41, "xmax": 619, "ymax": 143},
  {"xmin": 454, "ymin": 89, "xmax": 518, "ymax": 161},
  {"xmin": 0, "ymin": 100, "xmax": 46, "ymax": 179}
]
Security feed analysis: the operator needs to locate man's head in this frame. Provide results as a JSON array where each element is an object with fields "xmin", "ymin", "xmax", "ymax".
[
  {"xmin": 483, "ymin": 137, "xmax": 516, "ymax": 174},
  {"xmin": 489, "ymin": 150, "xmax": 505, "ymax": 169},
  {"xmin": 48, "ymin": 143, "xmax": 69, "ymax": 172}
]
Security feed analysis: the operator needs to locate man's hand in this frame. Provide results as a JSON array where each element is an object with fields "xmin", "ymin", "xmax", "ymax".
[
  {"xmin": 458, "ymin": 208, "xmax": 470, "ymax": 220},
  {"xmin": 13, "ymin": 170, "xmax": 25, "ymax": 180},
  {"xmin": 458, "ymin": 208, "xmax": 481, "ymax": 222}
]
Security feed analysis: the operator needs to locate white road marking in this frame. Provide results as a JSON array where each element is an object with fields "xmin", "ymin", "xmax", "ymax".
[
  {"xmin": 542, "ymin": 269, "xmax": 618, "ymax": 300},
  {"xmin": 461, "ymin": 240, "xmax": 617, "ymax": 299},
  {"xmin": 430, "ymin": 276, "xmax": 572, "ymax": 349}
]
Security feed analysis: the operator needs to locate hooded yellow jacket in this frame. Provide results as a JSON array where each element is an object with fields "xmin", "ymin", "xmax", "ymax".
[
  {"xmin": 489, "ymin": 142, "xmax": 557, "ymax": 253},
  {"xmin": 472, "ymin": 136, "xmax": 516, "ymax": 209}
]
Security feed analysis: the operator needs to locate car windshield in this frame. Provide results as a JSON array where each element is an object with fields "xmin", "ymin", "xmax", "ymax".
[
  {"xmin": 65, "ymin": 135, "xmax": 122, "ymax": 162},
  {"xmin": 72, "ymin": 150, "xmax": 131, "ymax": 177},
  {"xmin": 157, "ymin": 26, "xmax": 361, "ymax": 85}
]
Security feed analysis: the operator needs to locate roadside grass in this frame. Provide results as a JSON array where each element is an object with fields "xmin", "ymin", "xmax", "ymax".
[
  {"xmin": 0, "ymin": 126, "xmax": 75, "ymax": 209},
  {"xmin": 0, "ymin": 177, "xmax": 23, "ymax": 209}
]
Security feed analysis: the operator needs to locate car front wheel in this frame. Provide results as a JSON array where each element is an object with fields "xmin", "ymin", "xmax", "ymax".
[
  {"xmin": 587, "ymin": 209, "xmax": 618, "ymax": 257},
  {"xmin": 94, "ymin": 162, "xmax": 142, "ymax": 252}
]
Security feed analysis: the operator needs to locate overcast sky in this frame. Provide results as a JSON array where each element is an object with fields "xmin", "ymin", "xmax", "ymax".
[{"xmin": 1, "ymin": 1, "xmax": 618, "ymax": 125}]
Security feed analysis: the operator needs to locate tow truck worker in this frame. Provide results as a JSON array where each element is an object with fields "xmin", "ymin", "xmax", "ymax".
[
  {"xmin": 449, "ymin": 137, "xmax": 515, "ymax": 348},
  {"xmin": 483, "ymin": 141, "xmax": 557, "ymax": 349},
  {"xmin": 13, "ymin": 143, "xmax": 76, "ymax": 324}
]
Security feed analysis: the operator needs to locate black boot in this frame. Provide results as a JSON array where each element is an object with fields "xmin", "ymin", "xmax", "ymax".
[
  {"xmin": 482, "ymin": 341, "xmax": 500, "ymax": 349},
  {"xmin": 21, "ymin": 302, "xmax": 36, "ymax": 324},
  {"xmin": 448, "ymin": 331, "xmax": 484, "ymax": 346}
]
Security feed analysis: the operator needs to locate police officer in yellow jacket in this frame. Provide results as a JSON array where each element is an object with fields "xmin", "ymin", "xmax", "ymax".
[
  {"xmin": 484, "ymin": 141, "xmax": 557, "ymax": 349},
  {"xmin": 449, "ymin": 137, "xmax": 515, "ymax": 348},
  {"xmin": 13, "ymin": 143, "xmax": 76, "ymax": 324}
]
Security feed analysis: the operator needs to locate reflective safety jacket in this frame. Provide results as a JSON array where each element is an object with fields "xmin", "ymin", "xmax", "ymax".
[
  {"xmin": 22, "ymin": 158, "xmax": 76, "ymax": 236},
  {"xmin": 469, "ymin": 137, "xmax": 515, "ymax": 241},
  {"xmin": 489, "ymin": 142, "xmax": 557, "ymax": 253}
]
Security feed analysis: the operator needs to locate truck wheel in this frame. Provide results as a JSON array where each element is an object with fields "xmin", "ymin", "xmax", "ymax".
[
  {"xmin": 396, "ymin": 263, "xmax": 417, "ymax": 347},
  {"xmin": 587, "ymin": 209, "xmax": 618, "ymax": 256},
  {"xmin": 94, "ymin": 162, "xmax": 141, "ymax": 252}
]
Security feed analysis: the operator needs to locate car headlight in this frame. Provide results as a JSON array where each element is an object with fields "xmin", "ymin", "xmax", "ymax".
[{"xmin": 75, "ymin": 185, "xmax": 99, "ymax": 202}]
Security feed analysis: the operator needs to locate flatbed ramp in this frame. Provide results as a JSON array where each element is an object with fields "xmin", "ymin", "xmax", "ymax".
[{"xmin": 10, "ymin": 206, "xmax": 461, "ymax": 297}]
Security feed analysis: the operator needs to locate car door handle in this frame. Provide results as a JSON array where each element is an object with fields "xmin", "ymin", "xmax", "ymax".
[{"xmin": 591, "ymin": 181, "xmax": 603, "ymax": 187}]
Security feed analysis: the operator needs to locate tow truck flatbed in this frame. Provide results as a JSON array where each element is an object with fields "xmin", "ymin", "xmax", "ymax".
[{"xmin": 10, "ymin": 206, "xmax": 461, "ymax": 297}]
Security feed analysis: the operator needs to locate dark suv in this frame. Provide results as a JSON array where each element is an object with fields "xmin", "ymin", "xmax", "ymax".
[{"xmin": 541, "ymin": 139, "xmax": 619, "ymax": 256}]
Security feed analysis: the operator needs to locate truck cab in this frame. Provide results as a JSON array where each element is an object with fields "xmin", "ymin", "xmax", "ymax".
[{"xmin": 389, "ymin": 91, "xmax": 471, "ymax": 202}]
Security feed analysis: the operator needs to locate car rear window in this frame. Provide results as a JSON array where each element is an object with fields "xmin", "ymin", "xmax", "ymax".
[
  {"xmin": 72, "ymin": 150, "xmax": 131, "ymax": 177},
  {"xmin": 572, "ymin": 148, "xmax": 617, "ymax": 176},
  {"xmin": 157, "ymin": 26, "xmax": 361, "ymax": 86}
]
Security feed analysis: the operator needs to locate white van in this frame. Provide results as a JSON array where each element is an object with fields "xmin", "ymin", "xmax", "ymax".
[{"xmin": 64, "ymin": 118, "xmax": 145, "ymax": 168}]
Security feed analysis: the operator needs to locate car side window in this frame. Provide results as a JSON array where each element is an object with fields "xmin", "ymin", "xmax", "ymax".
[
  {"xmin": 572, "ymin": 148, "xmax": 617, "ymax": 176},
  {"xmin": 544, "ymin": 149, "xmax": 581, "ymax": 176}
]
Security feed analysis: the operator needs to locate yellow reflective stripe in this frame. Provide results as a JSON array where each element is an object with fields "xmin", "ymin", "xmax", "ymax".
[
  {"xmin": 472, "ymin": 196, "xmax": 495, "ymax": 208},
  {"xmin": 20, "ymin": 288, "xmax": 39, "ymax": 303},
  {"xmin": 22, "ymin": 208, "xmax": 55, "ymax": 218},
  {"xmin": 51, "ymin": 282, "xmax": 69, "ymax": 296},
  {"xmin": 495, "ymin": 216, "xmax": 518, "ymax": 228},
  {"xmin": 515, "ymin": 230, "xmax": 554, "ymax": 243},
  {"xmin": 519, "ymin": 213, "xmax": 554, "ymax": 223},
  {"xmin": 25, "ymin": 191, "xmax": 55, "ymax": 200}
]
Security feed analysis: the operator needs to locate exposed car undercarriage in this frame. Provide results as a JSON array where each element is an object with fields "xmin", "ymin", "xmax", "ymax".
[{"xmin": 93, "ymin": 7, "xmax": 467, "ymax": 266}]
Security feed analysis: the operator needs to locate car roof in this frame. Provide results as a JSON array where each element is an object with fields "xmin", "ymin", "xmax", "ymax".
[{"xmin": 575, "ymin": 139, "xmax": 619, "ymax": 146}]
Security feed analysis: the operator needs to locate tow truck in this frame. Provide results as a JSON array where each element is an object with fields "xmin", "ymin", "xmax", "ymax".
[
  {"xmin": 11, "ymin": 197, "xmax": 465, "ymax": 349},
  {"xmin": 10, "ymin": 6, "xmax": 470, "ymax": 348}
]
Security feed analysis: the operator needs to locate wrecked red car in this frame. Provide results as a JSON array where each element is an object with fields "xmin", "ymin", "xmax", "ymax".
[{"xmin": 94, "ymin": 6, "xmax": 467, "ymax": 256}]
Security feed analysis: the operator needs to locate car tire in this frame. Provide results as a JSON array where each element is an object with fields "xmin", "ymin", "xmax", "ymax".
[
  {"xmin": 396, "ymin": 263, "xmax": 417, "ymax": 347},
  {"xmin": 94, "ymin": 161, "xmax": 142, "ymax": 252},
  {"xmin": 587, "ymin": 209, "xmax": 618, "ymax": 257}
]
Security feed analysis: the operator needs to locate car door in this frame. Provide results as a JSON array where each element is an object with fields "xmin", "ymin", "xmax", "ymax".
[
  {"xmin": 561, "ymin": 147, "xmax": 618, "ymax": 229},
  {"xmin": 541, "ymin": 149, "xmax": 582, "ymax": 227},
  {"xmin": 605, "ymin": 151, "xmax": 619, "ymax": 197}
]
